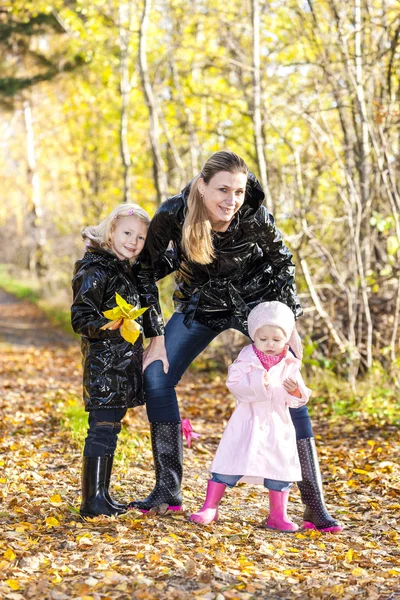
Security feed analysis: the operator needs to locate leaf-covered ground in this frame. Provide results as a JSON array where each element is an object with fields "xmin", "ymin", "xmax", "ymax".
[{"xmin": 1, "ymin": 289, "xmax": 400, "ymax": 600}]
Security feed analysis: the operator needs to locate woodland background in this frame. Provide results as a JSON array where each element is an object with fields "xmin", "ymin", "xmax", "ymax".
[
  {"xmin": 1, "ymin": 2, "xmax": 400, "ymax": 599},
  {"xmin": 1, "ymin": 0, "xmax": 400, "ymax": 388}
]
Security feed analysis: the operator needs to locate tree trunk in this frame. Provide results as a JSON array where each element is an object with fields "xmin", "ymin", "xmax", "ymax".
[
  {"xmin": 118, "ymin": 2, "xmax": 133, "ymax": 203},
  {"xmin": 23, "ymin": 99, "xmax": 47, "ymax": 278},
  {"xmin": 138, "ymin": 0, "xmax": 168, "ymax": 204},
  {"xmin": 251, "ymin": 0, "xmax": 272, "ymax": 208}
]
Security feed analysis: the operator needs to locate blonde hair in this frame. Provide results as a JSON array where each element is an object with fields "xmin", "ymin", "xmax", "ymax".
[
  {"xmin": 182, "ymin": 151, "xmax": 248, "ymax": 264},
  {"xmin": 82, "ymin": 203, "xmax": 150, "ymax": 260}
]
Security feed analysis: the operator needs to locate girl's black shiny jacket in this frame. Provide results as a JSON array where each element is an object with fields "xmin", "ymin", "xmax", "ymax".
[
  {"xmin": 137, "ymin": 173, "xmax": 302, "ymax": 337},
  {"xmin": 71, "ymin": 248, "xmax": 146, "ymax": 410}
]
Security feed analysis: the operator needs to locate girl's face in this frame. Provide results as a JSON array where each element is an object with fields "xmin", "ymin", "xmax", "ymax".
[
  {"xmin": 254, "ymin": 325, "xmax": 287, "ymax": 355},
  {"xmin": 199, "ymin": 171, "xmax": 247, "ymax": 232},
  {"xmin": 111, "ymin": 216, "xmax": 148, "ymax": 261}
]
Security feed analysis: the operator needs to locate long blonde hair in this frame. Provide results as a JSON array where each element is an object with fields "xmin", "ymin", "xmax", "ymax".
[
  {"xmin": 82, "ymin": 203, "xmax": 150, "ymax": 259},
  {"xmin": 182, "ymin": 151, "xmax": 248, "ymax": 264}
]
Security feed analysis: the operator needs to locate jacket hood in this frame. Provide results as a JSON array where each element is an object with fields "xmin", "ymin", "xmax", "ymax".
[{"xmin": 180, "ymin": 171, "xmax": 265, "ymax": 214}]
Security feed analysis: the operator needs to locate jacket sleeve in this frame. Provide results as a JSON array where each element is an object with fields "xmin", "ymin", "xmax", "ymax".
[
  {"xmin": 135, "ymin": 198, "xmax": 182, "ymax": 338},
  {"xmin": 71, "ymin": 266, "xmax": 120, "ymax": 340},
  {"xmin": 226, "ymin": 360, "xmax": 272, "ymax": 403},
  {"xmin": 254, "ymin": 206, "xmax": 302, "ymax": 319}
]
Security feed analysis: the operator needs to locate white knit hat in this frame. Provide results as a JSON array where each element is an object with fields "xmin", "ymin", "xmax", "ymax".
[{"xmin": 247, "ymin": 301, "xmax": 303, "ymax": 360}]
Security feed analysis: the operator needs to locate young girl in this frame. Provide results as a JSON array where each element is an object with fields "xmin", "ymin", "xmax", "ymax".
[
  {"xmin": 190, "ymin": 301, "xmax": 311, "ymax": 532},
  {"xmin": 71, "ymin": 203, "xmax": 150, "ymax": 518}
]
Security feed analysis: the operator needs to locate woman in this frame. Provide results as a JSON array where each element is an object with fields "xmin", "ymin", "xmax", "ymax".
[{"xmin": 131, "ymin": 150, "xmax": 342, "ymax": 532}]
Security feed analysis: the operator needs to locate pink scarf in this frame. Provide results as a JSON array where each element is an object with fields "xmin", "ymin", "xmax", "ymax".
[{"xmin": 252, "ymin": 344, "xmax": 288, "ymax": 371}]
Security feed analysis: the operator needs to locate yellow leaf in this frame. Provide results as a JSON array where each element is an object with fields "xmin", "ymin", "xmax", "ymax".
[
  {"xmin": 52, "ymin": 572, "xmax": 62, "ymax": 583},
  {"xmin": 4, "ymin": 548, "xmax": 16, "ymax": 561},
  {"xmin": 6, "ymin": 579, "xmax": 20, "ymax": 590},
  {"xmin": 345, "ymin": 549, "xmax": 354, "ymax": 562},
  {"xmin": 45, "ymin": 516, "xmax": 60, "ymax": 528},
  {"xmin": 351, "ymin": 567, "xmax": 367, "ymax": 577},
  {"xmin": 103, "ymin": 306, "xmax": 123, "ymax": 320},
  {"xmin": 100, "ymin": 317, "xmax": 123, "ymax": 330},
  {"xmin": 388, "ymin": 569, "xmax": 400, "ymax": 576},
  {"xmin": 288, "ymin": 547, "xmax": 300, "ymax": 553},
  {"xmin": 50, "ymin": 494, "xmax": 62, "ymax": 505},
  {"xmin": 127, "ymin": 306, "xmax": 148, "ymax": 320},
  {"xmin": 115, "ymin": 292, "xmax": 135, "ymax": 317},
  {"xmin": 120, "ymin": 319, "xmax": 141, "ymax": 344}
]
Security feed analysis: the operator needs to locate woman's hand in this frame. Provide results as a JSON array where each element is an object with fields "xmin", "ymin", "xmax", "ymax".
[{"xmin": 143, "ymin": 335, "xmax": 169, "ymax": 373}]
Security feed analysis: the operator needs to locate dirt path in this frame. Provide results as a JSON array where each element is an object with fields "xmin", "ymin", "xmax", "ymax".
[
  {"xmin": 0, "ymin": 291, "xmax": 399, "ymax": 600},
  {"xmin": 0, "ymin": 288, "xmax": 74, "ymax": 347}
]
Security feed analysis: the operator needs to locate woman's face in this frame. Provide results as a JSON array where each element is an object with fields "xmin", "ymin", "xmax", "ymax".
[{"xmin": 199, "ymin": 171, "xmax": 247, "ymax": 232}]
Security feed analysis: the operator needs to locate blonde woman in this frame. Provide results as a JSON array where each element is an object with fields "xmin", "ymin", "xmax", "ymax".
[{"xmin": 130, "ymin": 151, "xmax": 342, "ymax": 532}]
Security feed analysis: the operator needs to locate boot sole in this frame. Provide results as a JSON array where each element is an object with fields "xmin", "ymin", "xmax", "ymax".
[
  {"xmin": 128, "ymin": 504, "xmax": 182, "ymax": 514},
  {"xmin": 303, "ymin": 520, "xmax": 342, "ymax": 533},
  {"xmin": 265, "ymin": 525, "xmax": 298, "ymax": 533}
]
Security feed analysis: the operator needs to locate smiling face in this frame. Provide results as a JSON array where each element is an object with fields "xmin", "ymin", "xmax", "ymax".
[
  {"xmin": 199, "ymin": 170, "xmax": 247, "ymax": 232},
  {"xmin": 111, "ymin": 215, "xmax": 148, "ymax": 261},
  {"xmin": 253, "ymin": 324, "xmax": 287, "ymax": 355}
]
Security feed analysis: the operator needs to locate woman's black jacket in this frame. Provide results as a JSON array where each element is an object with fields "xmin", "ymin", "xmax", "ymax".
[
  {"xmin": 138, "ymin": 173, "xmax": 302, "ymax": 338},
  {"xmin": 71, "ymin": 248, "xmax": 145, "ymax": 411}
]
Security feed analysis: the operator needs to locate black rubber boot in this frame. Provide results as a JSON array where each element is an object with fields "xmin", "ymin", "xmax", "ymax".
[
  {"xmin": 297, "ymin": 438, "xmax": 342, "ymax": 532},
  {"xmin": 105, "ymin": 455, "xmax": 127, "ymax": 510},
  {"xmin": 128, "ymin": 422, "xmax": 183, "ymax": 513},
  {"xmin": 80, "ymin": 456, "xmax": 126, "ymax": 517}
]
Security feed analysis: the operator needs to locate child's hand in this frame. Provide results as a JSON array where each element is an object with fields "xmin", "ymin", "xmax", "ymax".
[
  {"xmin": 263, "ymin": 371, "xmax": 270, "ymax": 387},
  {"xmin": 283, "ymin": 378, "xmax": 300, "ymax": 396}
]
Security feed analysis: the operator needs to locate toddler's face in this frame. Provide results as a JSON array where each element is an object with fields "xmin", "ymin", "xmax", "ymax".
[
  {"xmin": 111, "ymin": 216, "xmax": 148, "ymax": 261},
  {"xmin": 253, "ymin": 324, "xmax": 286, "ymax": 355}
]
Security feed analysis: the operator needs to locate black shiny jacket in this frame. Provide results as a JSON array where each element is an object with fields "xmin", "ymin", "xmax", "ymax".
[
  {"xmin": 71, "ymin": 247, "xmax": 145, "ymax": 411},
  {"xmin": 138, "ymin": 173, "xmax": 302, "ymax": 337}
]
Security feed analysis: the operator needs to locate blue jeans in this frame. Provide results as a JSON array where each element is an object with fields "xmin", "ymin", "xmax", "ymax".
[
  {"xmin": 211, "ymin": 473, "xmax": 292, "ymax": 492},
  {"xmin": 144, "ymin": 312, "xmax": 313, "ymax": 440}
]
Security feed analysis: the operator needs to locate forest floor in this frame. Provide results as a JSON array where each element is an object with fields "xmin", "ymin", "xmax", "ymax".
[{"xmin": 1, "ymin": 288, "xmax": 400, "ymax": 600}]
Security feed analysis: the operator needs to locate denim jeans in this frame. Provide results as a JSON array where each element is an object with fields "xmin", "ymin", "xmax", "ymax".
[
  {"xmin": 83, "ymin": 408, "xmax": 128, "ymax": 457},
  {"xmin": 211, "ymin": 473, "xmax": 293, "ymax": 492},
  {"xmin": 144, "ymin": 311, "xmax": 313, "ymax": 440}
]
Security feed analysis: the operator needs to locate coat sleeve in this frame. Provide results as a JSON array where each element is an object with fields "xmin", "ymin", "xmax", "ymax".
[
  {"xmin": 253, "ymin": 205, "xmax": 302, "ymax": 319},
  {"xmin": 284, "ymin": 364, "xmax": 312, "ymax": 408},
  {"xmin": 71, "ymin": 266, "xmax": 120, "ymax": 340},
  {"xmin": 226, "ymin": 360, "xmax": 272, "ymax": 403},
  {"xmin": 135, "ymin": 198, "xmax": 182, "ymax": 338}
]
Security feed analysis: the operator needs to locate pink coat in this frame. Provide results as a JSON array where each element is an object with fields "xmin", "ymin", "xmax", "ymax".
[{"xmin": 210, "ymin": 345, "xmax": 312, "ymax": 484}]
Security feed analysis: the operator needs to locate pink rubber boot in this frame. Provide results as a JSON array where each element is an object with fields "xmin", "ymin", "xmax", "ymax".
[
  {"xmin": 265, "ymin": 490, "xmax": 299, "ymax": 532},
  {"xmin": 190, "ymin": 481, "xmax": 226, "ymax": 524}
]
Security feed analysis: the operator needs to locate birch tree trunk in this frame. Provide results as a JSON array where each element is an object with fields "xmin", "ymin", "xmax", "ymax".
[
  {"xmin": 251, "ymin": 0, "xmax": 272, "ymax": 209},
  {"xmin": 23, "ymin": 99, "xmax": 47, "ymax": 278},
  {"xmin": 118, "ymin": 2, "xmax": 134, "ymax": 203},
  {"xmin": 138, "ymin": 0, "xmax": 168, "ymax": 204}
]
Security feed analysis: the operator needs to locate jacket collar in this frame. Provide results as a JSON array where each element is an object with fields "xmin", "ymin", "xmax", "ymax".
[{"xmin": 238, "ymin": 344, "xmax": 301, "ymax": 369}]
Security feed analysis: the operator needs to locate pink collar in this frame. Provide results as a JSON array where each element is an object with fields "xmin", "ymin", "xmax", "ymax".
[{"xmin": 252, "ymin": 344, "xmax": 288, "ymax": 371}]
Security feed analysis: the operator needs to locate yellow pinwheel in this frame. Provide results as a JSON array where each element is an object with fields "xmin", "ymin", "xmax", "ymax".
[{"xmin": 100, "ymin": 293, "xmax": 148, "ymax": 344}]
